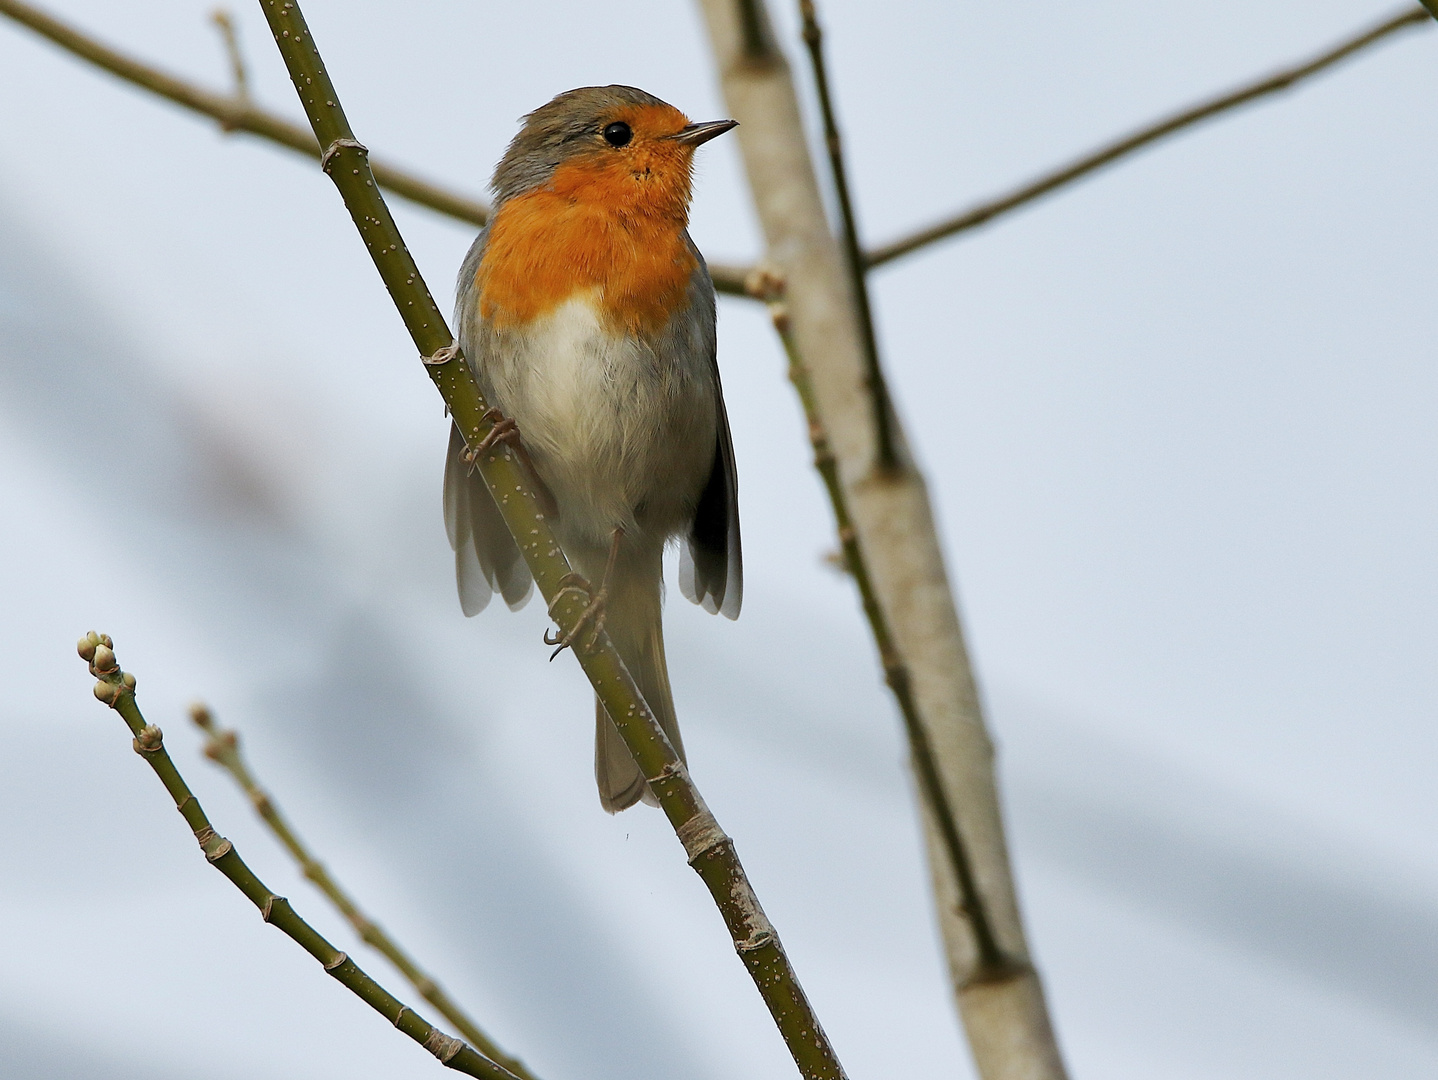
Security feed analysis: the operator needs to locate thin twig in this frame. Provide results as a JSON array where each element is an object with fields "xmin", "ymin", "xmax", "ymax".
[
  {"xmin": 867, "ymin": 5, "xmax": 1434, "ymax": 267},
  {"xmin": 188, "ymin": 703, "xmax": 537, "ymax": 1080},
  {"xmin": 753, "ymin": 271, "xmax": 1017, "ymax": 981},
  {"xmin": 0, "ymin": 0, "xmax": 752, "ymax": 295},
  {"xmin": 76, "ymin": 634, "xmax": 520, "ymax": 1080},
  {"xmin": 252, "ymin": 3, "xmax": 847, "ymax": 1076},
  {"xmin": 209, "ymin": 9, "xmax": 249, "ymax": 103},
  {"xmin": 795, "ymin": 0, "xmax": 895, "ymax": 471}
]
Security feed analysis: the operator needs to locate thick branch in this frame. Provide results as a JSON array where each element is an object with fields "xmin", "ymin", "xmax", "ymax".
[
  {"xmin": 250, "ymin": 2, "xmax": 845, "ymax": 1077},
  {"xmin": 697, "ymin": 2, "xmax": 1067, "ymax": 1077},
  {"xmin": 868, "ymin": 5, "xmax": 1434, "ymax": 267},
  {"xmin": 0, "ymin": 0, "xmax": 754, "ymax": 294},
  {"xmin": 189, "ymin": 704, "xmax": 536, "ymax": 1080},
  {"xmin": 77, "ymin": 634, "xmax": 520, "ymax": 1080}
]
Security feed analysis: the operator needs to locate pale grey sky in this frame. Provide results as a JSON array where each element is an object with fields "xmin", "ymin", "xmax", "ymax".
[{"xmin": 1, "ymin": 2, "xmax": 1436, "ymax": 1078}]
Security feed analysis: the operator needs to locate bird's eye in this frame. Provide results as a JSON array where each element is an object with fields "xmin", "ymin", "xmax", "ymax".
[{"xmin": 602, "ymin": 122, "xmax": 633, "ymax": 148}]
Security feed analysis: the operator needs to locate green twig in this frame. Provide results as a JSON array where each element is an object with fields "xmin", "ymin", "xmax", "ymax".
[
  {"xmin": 209, "ymin": 9, "xmax": 250, "ymax": 103},
  {"xmin": 188, "ymin": 703, "xmax": 536, "ymax": 1080},
  {"xmin": 866, "ymin": 5, "xmax": 1434, "ymax": 267},
  {"xmin": 207, "ymin": 9, "xmax": 248, "ymax": 102},
  {"xmin": 76, "ymin": 634, "xmax": 520, "ymax": 1080},
  {"xmin": 0, "ymin": 0, "xmax": 751, "ymax": 296},
  {"xmin": 795, "ymin": 0, "xmax": 895, "ymax": 472},
  {"xmin": 750, "ymin": 271, "xmax": 1016, "ymax": 982},
  {"xmin": 251, "ymin": 2, "xmax": 846, "ymax": 1077}
]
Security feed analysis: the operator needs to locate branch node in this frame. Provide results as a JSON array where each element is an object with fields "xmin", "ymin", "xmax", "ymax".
[
  {"xmin": 423, "ymin": 1026, "xmax": 465, "ymax": 1063},
  {"xmin": 320, "ymin": 137, "xmax": 367, "ymax": 174},
  {"xmin": 423, "ymin": 342, "xmax": 460, "ymax": 366},
  {"xmin": 323, "ymin": 950, "xmax": 349, "ymax": 972},
  {"xmin": 744, "ymin": 263, "xmax": 786, "ymax": 302},
  {"xmin": 204, "ymin": 837, "xmax": 234, "ymax": 862},
  {"xmin": 132, "ymin": 724, "xmax": 164, "ymax": 754},
  {"xmin": 676, "ymin": 808, "xmax": 729, "ymax": 863}
]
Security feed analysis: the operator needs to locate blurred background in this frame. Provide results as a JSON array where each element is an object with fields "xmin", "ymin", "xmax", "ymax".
[{"xmin": 1, "ymin": 1, "xmax": 1436, "ymax": 1077}]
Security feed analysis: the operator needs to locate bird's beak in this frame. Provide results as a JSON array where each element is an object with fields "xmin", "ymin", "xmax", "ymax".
[{"xmin": 670, "ymin": 119, "xmax": 738, "ymax": 147}]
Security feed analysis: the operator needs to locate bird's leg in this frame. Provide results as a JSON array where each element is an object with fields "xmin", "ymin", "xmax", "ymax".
[{"xmin": 544, "ymin": 527, "xmax": 624, "ymax": 660}]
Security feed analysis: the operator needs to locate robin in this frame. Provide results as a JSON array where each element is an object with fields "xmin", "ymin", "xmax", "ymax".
[{"xmin": 445, "ymin": 86, "xmax": 742, "ymax": 812}]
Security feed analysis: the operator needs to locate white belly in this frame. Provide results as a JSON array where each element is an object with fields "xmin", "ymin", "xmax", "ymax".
[{"xmin": 479, "ymin": 293, "xmax": 717, "ymax": 550}]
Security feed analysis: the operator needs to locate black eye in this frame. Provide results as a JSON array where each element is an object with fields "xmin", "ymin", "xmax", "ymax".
[{"xmin": 602, "ymin": 121, "xmax": 632, "ymax": 148}]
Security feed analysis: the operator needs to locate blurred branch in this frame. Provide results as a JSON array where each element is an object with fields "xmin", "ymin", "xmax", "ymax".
[
  {"xmin": 795, "ymin": 0, "xmax": 894, "ymax": 470},
  {"xmin": 209, "ymin": 9, "xmax": 249, "ymax": 103},
  {"xmin": 868, "ymin": 5, "xmax": 1434, "ymax": 267},
  {"xmin": 77, "ymin": 634, "xmax": 520, "ymax": 1080},
  {"xmin": 754, "ymin": 272, "xmax": 1015, "ymax": 979},
  {"xmin": 0, "ymin": 0, "xmax": 751, "ymax": 294},
  {"xmin": 696, "ymin": 2, "xmax": 1067, "ymax": 1077},
  {"xmin": 252, "ymin": 2, "xmax": 847, "ymax": 1077},
  {"xmin": 188, "ymin": 703, "xmax": 537, "ymax": 1080},
  {"xmin": 0, "ymin": 0, "xmax": 487, "ymax": 225}
]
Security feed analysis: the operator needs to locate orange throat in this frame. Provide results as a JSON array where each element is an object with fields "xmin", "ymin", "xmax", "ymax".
[{"xmin": 475, "ymin": 145, "xmax": 699, "ymax": 337}]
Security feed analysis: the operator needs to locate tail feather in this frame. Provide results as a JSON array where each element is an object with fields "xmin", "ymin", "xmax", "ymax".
[{"xmin": 592, "ymin": 546, "xmax": 683, "ymax": 813}]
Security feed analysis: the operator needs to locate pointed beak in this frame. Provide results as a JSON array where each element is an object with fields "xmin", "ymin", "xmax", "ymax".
[{"xmin": 670, "ymin": 119, "xmax": 738, "ymax": 147}]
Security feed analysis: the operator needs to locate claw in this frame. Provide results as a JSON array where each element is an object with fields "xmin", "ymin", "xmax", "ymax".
[{"xmin": 544, "ymin": 573, "xmax": 608, "ymax": 659}]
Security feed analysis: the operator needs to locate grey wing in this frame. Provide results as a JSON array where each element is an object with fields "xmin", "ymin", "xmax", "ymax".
[
  {"xmin": 679, "ymin": 388, "xmax": 742, "ymax": 619},
  {"xmin": 443, "ymin": 226, "xmax": 533, "ymax": 616},
  {"xmin": 679, "ymin": 249, "xmax": 742, "ymax": 620},
  {"xmin": 443, "ymin": 425, "xmax": 532, "ymax": 615}
]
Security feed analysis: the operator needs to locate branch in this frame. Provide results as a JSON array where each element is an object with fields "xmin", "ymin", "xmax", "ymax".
[
  {"xmin": 76, "ymin": 634, "xmax": 521, "ymax": 1080},
  {"xmin": 752, "ymin": 271, "xmax": 1015, "ymax": 981},
  {"xmin": 209, "ymin": 9, "xmax": 250, "ymax": 102},
  {"xmin": 0, "ymin": 0, "xmax": 754, "ymax": 293},
  {"xmin": 249, "ymin": 2, "xmax": 846, "ymax": 1077},
  {"xmin": 795, "ymin": 0, "xmax": 895, "ymax": 470},
  {"xmin": 188, "ymin": 704, "xmax": 537, "ymax": 1080},
  {"xmin": 696, "ymin": 2, "xmax": 1067, "ymax": 1077},
  {"xmin": 867, "ymin": 5, "xmax": 1434, "ymax": 267}
]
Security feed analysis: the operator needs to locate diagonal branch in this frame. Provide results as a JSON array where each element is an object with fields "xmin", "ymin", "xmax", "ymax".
[
  {"xmin": 697, "ymin": 2, "xmax": 1068, "ymax": 1077},
  {"xmin": 250, "ymin": 2, "xmax": 846, "ymax": 1077},
  {"xmin": 753, "ymin": 271, "xmax": 1014, "ymax": 980},
  {"xmin": 188, "ymin": 703, "xmax": 537, "ymax": 1080},
  {"xmin": 795, "ymin": 0, "xmax": 895, "ymax": 470},
  {"xmin": 77, "ymin": 634, "xmax": 521, "ymax": 1080},
  {"xmin": 867, "ymin": 5, "xmax": 1434, "ymax": 267},
  {"xmin": 0, "ymin": 0, "xmax": 755, "ymax": 294}
]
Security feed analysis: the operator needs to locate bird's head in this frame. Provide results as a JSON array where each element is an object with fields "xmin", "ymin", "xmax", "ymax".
[{"xmin": 490, "ymin": 85, "xmax": 736, "ymax": 222}]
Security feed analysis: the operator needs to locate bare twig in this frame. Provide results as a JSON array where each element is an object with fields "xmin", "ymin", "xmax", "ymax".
[
  {"xmin": 696, "ymin": 2, "xmax": 1067, "ymax": 1076},
  {"xmin": 252, "ymin": 2, "xmax": 846, "ymax": 1076},
  {"xmin": 209, "ymin": 9, "xmax": 249, "ymax": 103},
  {"xmin": 795, "ymin": 0, "xmax": 894, "ymax": 471},
  {"xmin": 188, "ymin": 703, "xmax": 537, "ymax": 1080},
  {"xmin": 0, "ymin": 0, "xmax": 751, "ymax": 294},
  {"xmin": 77, "ymin": 634, "xmax": 520, "ymax": 1080},
  {"xmin": 868, "ymin": 5, "xmax": 1434, "ymax": 267},
  {"xmin": 754, "ymin": 271, "xmax": 1016, "ymax": 980}
]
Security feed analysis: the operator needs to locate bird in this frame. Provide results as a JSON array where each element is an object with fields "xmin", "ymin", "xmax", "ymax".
[{"xmin": 445, "ymin": 85, "xmax": 742, "ymax": 812}]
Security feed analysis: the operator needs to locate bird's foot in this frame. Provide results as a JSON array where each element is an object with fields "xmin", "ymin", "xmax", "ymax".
[
  {"xmin": 544, "ymin": 573, "xmax": 608, "ymax": 659},
  {"xmin": 463, "ymin": 408, "xmax": 521, "ymax": 474},
  {"xmin": 543, "ymin": 528, "xmax": 624, "ymax": 660}
]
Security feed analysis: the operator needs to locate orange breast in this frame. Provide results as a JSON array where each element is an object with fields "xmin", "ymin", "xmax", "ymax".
[{"xmin": 475, "ymin": 149, "xmax": 699, "ymax": 337}]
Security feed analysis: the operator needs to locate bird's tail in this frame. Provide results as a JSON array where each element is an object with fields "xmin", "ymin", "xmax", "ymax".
[{"xmin": 588, "ymin": 543, "xmax": 683, "ymax": 813}]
